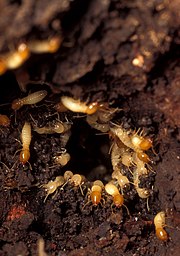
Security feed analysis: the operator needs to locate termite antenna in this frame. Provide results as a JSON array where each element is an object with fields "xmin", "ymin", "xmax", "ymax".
[
  {"xmin": 29, "ymin": 113, "xmax": 38, "ymax": 125},
  {"xmin": 122, "ymin": 203, "xmax": 130, "ymax": 216},
  {"xmin": 0, "ymin": 160, "xmax": 18, "ymax": 171},
  {"xmin": 146, "ymin": 197, "xmax": 150, "ymax": 212}
]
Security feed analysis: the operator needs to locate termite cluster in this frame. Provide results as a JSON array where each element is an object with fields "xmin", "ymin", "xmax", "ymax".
[{"xmin": 0, "ymin": 91, "xmax": 169, "ymax": 242}]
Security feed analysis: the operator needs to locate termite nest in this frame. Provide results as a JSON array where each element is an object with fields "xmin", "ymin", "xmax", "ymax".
[{"xmin": 0, "ymin": 89, "xmax": 168, "ymax": 242}]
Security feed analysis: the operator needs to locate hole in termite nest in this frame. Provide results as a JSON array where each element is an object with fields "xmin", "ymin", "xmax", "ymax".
[{"xmin": 66, "ymin": 118, "xmax": 112, "ymax": 181}]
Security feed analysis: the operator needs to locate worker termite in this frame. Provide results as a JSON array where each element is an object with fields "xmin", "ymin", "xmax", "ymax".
[
  {"xmin": 131, "ymin": 131, "xmax": 153, "ymax": 152},
  {"xmin": 63, "ymin": 171, "xmax": 85, "ymax": 195},
  {"xmin": 133, "ymin": 152, "xmax": 149, "ymax": 176},
  {"xmin": 89, "ymin": 180, "xmax": 104, "ymax": 206},
  {"xmin": 28, "ymin": 36, "xmax": 62, "ymax": 54},
  {"xmin": 86, "ymin": 105, "xmax": 118, "ymax": 132},
  {"xmin": 86, "ymin": 113, "xmax": 110, "ymax": 132},
  {"xmin": 53, "ymin": 152, "xmax": 71, "ymax": 167},
  {"xmin": 19, "ymin": 122, "xmax": 31, "ymax": 164},
  {"xmin": 111, "ymin": 142, "xmax": 133, "ymax": 171},
  {"xmin": 41, "ymin": 176, "xmax": 65, "ymax": 202},
  {"xmin": 133, "ymin": 161, "xmax": 150, "ymax": 198},
  {"xmin": 136, "ymin": 150, "xmax": 150, "ymax": 163},
  {"xmin": 33, "ymin": 121, "xmax": 71, "ymax": 134},
  {"xmin": 11, "ymin": 90, "xmax": 48, "ymax": 110},
  {"xmin": 60, "ymin": 96, "xmax": 99, "ymax": 115},
  {"xmin": 0, "ymin": 43, "xmax": 30, "ymax": 75},
  {"xmin": 110, "ymin": 124, "xmax": 153, "ymax": 154},
  {"xmin": 111, "ymin": 170, "xmax": 130, "ymax": 190},
  {"xmin": 0, "ymin": 114, "xmax": 10, "ymax": 127},
  {"xmin": 110, "ymin": 124, "xmax": 134, "ymax": 149},
  {"xmin": 105, "ymin": 182, "xmax": 124, "ymax": 208},
  {"xmin": 154, "ymin": 211, "xmax": 168, "ymax": 241}
]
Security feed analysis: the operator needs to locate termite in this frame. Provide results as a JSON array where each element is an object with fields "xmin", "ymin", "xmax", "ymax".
[
  {"xmin": 86, "ymin": 112, "xmax": 110, "ymax": 132},
  {"xmin": 90, "ymin": 180, "xmax": 104, "ymax": 206},
  {"xmin": 135, "ymin": 186, "xmax": 150, "ymax": 199},
  {"xmin": 110, "ymin": 124, "xmax": 134, "ymax": 149},
  {"xmin": 110, "ymin": 124, "xmax": 153, "ymax": 154},
  {"xmin": 0, "ymin": 114, "xmax": 10, "ymax": 127},
  {"xmin": 34, "ymin": 121, "xmax": 70, "ymax": 134},
  {"xmin": 154, "ymin": 211, "xmax": 168, "ymax": 241},
  {"xmin": 0, "ymin": 43, "xmax": 30, "ymax": 75},
  {"xmin": 60, "ymin": 96, "xmax": 99, "ymax": 115},
  {"xmin": 11, "ymin": 90, "xmax": 47, "ymax": 110},
  {"xmin": 97, "ymin": 105, "xmax": 118, "ymax": 123},
  {"xmin": 112, "ymin": 170, "xmax": 130, "ymax": 190},
  {"xmin": 136, "ymin": 150, "xmax": 150, "ymax": 163},
  {"xmin": 111, "ymin": 142, "xmax": 134, "ymax": 174},
  {"xmin": 105, "ymin": 182, "xmax": 124, "ymax": 208},
  {"xmin": 20, "ymin": 122, "xmax": 31, "ymax": 164},
  {"xmin": 86, "ymin": 105, "xmax": 118, "ymax": 132},
  {"xmin": 42, "ymin": 176, "xmax": 65, "ymax": 202},
  {"xmin": 131, "ymin": 132, "xmax": 153, "ymax": 152},
  {"xmin": 133, "ymin": 162, "xmax": 149, "ymax": 199},
  {"xmin": 133, "ymin": 152, "xmax": 149, "ymax": 176},
  {"xmin": 54, "ymin": 152, "xmax": 71, "ymax": 166},
  {"xmin": 28, "ymin": 36, "xmax": 62, "ymax": 54},
  {"xmin": 63, "ymin": 171, "xmax": 85, "ymax": 195}
]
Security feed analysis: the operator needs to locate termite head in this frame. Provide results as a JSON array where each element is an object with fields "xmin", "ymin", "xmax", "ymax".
[
  {"xmin": 11, "ymin": 99, "xmax": 21, "ymax": 110},
  {"xmin": 48, "ymin": 37, "xmax": 62, "ymax": 53},
  {"xmin": 136, "ymin": 187, "xmax": 150, "ymax": 198},
  {"xmin": 137, "ymin": 151, "xmax": 150, "ymax": 163},
  {"xmin": 90, "ymin": 190, "xmax": 102, "ymax": 206},
  {"xmin": 20, "ymin": 149, "xmax": 30, "ymax": 164},
  {"xmin": 17, "ymin": 43, "xmax": 30, "ymax": 60},
  {"xmin": 0, "ymin": 115, "xmax": 10, "ymax": 127},
  {"xmin": 139, "ymin": 138, "xmax": 152, "ymax": 151},
  {"xmin": 90, "ymin": 180, "xmax": 104, "ymax": 206},
  {"xmin": 156, "ymin": 228, "xmax": 168, "ymax": 241},
  {"xmin": 113, "ymin": 193, "xmax": 124, "ymax": 208},
  {"xmin": 86, "ymin": 102, "xmax": 99, "ymax": 115}
]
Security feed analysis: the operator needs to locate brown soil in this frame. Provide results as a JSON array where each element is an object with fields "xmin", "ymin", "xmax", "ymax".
[{"xmin": 0, "ymin": 0, "xmax": 180, "ymax": 255}]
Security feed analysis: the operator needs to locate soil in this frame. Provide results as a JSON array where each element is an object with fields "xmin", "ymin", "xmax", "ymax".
[{"xmin": 0, "ymin": 0, "xmax": 180, "ymax": 255}]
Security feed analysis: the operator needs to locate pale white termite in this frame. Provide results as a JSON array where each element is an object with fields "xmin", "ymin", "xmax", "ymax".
[
  {"xmin": 154, "ymin": 211, "xmax": 168, "ymax": 241},
  {"xmin": 20, "ymin": 122, "xmax": 31, "ymax": 164},
  {"xmin": 42, "ymin": 176, "xmax": 65, "ymax": 202},
  {"xmin": 34, "ymin": 121, "xmax": 70, "ymax": 134},
  {"xmin": 28, "ymin": 36, "xmax": 62, "ymax": 54},
  {"xmin": 60, "ymin": 96, "xmax": 99, "ymax": 114},
  {"xmin": 0, "ymin": 43, "xmax": 30, "ymax": 75},
  {"xmin": 105, "ymin": 182, "xmax": 124, "ymax": 208},
  {"xmin": 12, "ymin": 90, "xmax": 47, "ymax": 110}
]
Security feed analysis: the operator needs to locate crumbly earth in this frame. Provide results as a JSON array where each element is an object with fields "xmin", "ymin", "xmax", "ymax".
[{"xmin": 0, "ymin": 0, "xmax": 180, "ymax": 255}]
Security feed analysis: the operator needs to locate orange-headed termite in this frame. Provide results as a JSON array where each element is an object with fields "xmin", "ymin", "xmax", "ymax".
[{"xmin": 20, "ymin": 122, "xmax": 31, "ymax": 164}]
